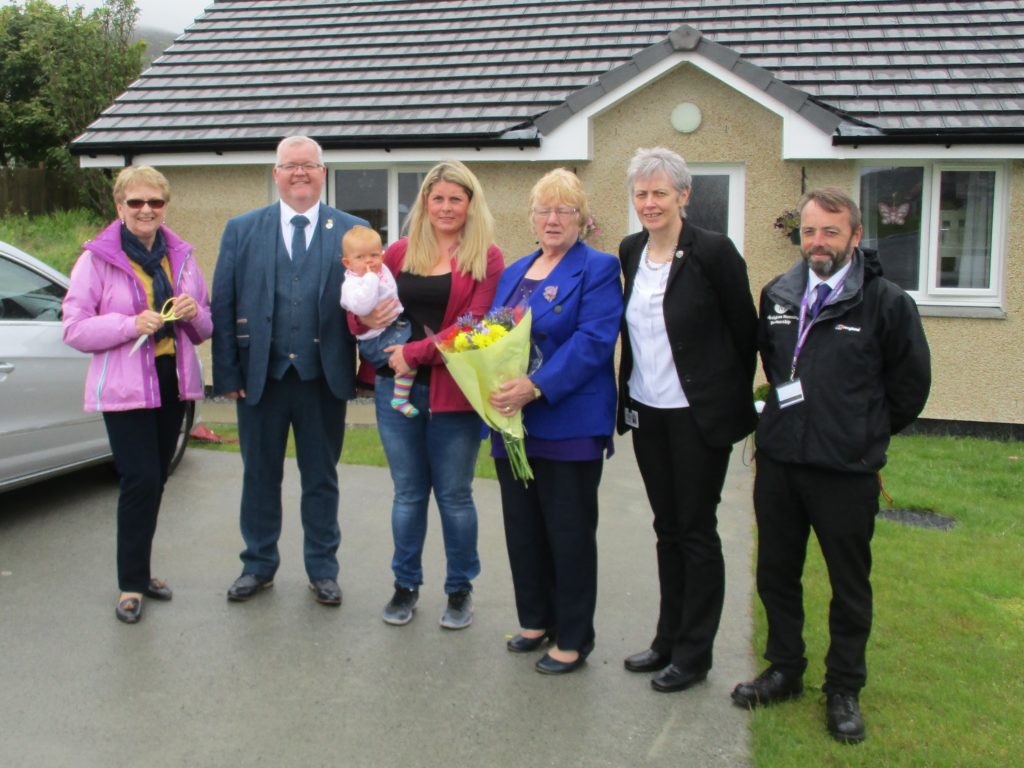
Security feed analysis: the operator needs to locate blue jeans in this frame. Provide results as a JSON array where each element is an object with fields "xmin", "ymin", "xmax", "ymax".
[
  {"xmin": 357, "ymin": 319, "xmax": 411, "ymax": 369},
  {"xmin": 375, "ymin": 376, "xmax": 482, "ymax": 593}
]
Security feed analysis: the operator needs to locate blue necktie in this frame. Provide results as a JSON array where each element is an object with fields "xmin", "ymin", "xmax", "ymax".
[
  {"xmin": 812, "ymin": 282, "xmax": 831, "ymax": 318},
  {"xmin": 290, "ymin": 215, "xmax": 309, "ymax": 263}
]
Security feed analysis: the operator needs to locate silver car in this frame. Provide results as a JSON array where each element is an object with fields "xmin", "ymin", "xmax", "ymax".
[{"xmin": 0, "ymin": 241, "xmax": 194, "ymax": 492}]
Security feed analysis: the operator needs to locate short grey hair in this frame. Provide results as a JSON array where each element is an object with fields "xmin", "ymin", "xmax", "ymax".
[
  {"xmin": 626, "ymin": 147, "xmax": 692, "ymax": 195},
  {"xmin": 276, "ymin": 135, "xmax": 324, "ymax": 165}
]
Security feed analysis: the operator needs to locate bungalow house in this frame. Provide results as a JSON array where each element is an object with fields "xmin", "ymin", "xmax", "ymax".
[{"xmin": 71, "ymin": 0, "xmax": 1024, "ymax": 433}]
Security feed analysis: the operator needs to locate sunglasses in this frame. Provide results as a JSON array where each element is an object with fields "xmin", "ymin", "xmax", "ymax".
[{"xmin": 124, "ymin": 198, "xmax": 166, "ymax": 210}]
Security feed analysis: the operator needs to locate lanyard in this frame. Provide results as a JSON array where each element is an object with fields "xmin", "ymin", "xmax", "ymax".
[{"xmin": 788, "ymin": 276, "xmax": 847, "ymax": 380}]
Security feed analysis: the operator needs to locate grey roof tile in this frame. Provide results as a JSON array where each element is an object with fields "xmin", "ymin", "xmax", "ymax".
[{"xmin": 72, "ymin": 0, "xmax": 1024, "ymax": 153}]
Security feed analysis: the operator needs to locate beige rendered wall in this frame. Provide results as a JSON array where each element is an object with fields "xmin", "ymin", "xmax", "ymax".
[{"xmin": 160, "ymin": 165, "xmax": 271, "ymax": 375}]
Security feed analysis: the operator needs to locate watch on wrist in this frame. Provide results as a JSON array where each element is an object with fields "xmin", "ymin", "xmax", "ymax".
[{"xmin": 532, "ymin": 384, "xmax": 543, "ymax": 401}]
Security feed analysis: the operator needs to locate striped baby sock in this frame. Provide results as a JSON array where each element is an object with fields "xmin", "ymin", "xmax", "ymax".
[{"xmin": 391, "ymin": 370, "xmax": 419, "ymax": 417}]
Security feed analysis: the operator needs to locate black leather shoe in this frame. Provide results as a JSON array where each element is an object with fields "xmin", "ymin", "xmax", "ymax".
[
  {"xmin": 145, "ymin": 578, "xmax": 173, "ymax": 601},
  {"xmin": 826, "ymin": 692, "xmax": 866, "ymax": 744},
  {"xmin": 624, "ymin": 648, "xmax": 670, "ymax": 673},
  {"xmin": 507, "ymin": 632, "xmax": 551, "ymax": 653},
  {"xmin": 227, "ymin": 573, "xmax": 274, "ymax": 602},
  {"xmin": 115, "ymin": 595, "xmax": 142, "ymax": 624},
  {"xmin": 731, "ymin": 667, "xmax": 803, "ymax": 708},
  {"xmin": 309, "ymin": 578, "xmax": 342, "ymax": 606},
  {"xmin": 651, "ymin": 664, "xmax": 708, "ymax": 693},
  {"xmin": 535, "ymin": 641, "xmax": 594, "ymax": 675}
]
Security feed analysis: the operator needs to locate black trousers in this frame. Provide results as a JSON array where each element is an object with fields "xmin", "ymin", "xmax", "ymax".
[
  {"xmin": 495, "ymin": 456, "xmax": 602, "ymax": 652},
  {"xmin": 753, "ymin": 452, "xmax": 878, "ymax": 694},
  {"xmin": 630, "ymin": 402, "xmax": 731, "ymax": 672},
  {"xmin": 103, "ymin": 355, "xmax": 184, "ymax": 593}
]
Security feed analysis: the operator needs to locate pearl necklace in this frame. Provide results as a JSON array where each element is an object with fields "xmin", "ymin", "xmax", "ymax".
[{"xmin": 642, "ymin": 242, "xmax": 672, "ymax": 270}]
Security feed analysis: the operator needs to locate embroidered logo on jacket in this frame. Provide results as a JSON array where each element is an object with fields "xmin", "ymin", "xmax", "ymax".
[
  {"xmin": 834, "ymin": 324, "xmax": 861, "ymax": 333},
  {"xmin": 767, "ymin": 304, "xmax": 797, "ymax": 325}
]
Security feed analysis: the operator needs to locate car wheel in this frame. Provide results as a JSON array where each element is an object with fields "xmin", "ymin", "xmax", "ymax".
[{"xmin": 168, "ymin": 400, "xmax": 195, "ymax": 476}]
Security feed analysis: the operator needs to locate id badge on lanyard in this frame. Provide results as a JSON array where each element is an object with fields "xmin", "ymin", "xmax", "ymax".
[{"xmin": 777, "ymin": 280, "xmax": 844, "ymax": 409}]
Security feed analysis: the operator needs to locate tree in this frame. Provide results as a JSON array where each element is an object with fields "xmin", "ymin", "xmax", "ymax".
[{"xmin": 0, "ymin": 0, "xmax": 144, "ymax": 214}]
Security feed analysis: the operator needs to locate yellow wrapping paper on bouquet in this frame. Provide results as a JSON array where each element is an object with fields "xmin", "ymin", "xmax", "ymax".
[{"xmin": 436, "ymin": 309, "xmax": 534, "ymax": 482}]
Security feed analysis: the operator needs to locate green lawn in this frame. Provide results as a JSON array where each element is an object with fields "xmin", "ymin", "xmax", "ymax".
[{"xmin": 749, "ymin": 434, "xmax": 1023, "ymax": 766}]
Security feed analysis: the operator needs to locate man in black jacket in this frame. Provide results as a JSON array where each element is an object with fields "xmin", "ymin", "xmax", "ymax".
[{"xmin": 732, "ymin": 188, "xmax": 931, "ymax": 744}]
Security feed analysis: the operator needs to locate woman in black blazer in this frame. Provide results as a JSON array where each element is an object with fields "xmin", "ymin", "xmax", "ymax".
[{"xmin": 617, "ymin": 147, "xmax": 758, "ymax": 693}]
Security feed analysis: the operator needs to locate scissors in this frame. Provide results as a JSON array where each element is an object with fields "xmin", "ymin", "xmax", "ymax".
[{"xmin": 129, "ymin": 298, "xmax": 181, "ymax": 356}]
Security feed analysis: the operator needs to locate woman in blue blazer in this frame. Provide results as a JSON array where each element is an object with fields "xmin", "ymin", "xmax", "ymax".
[
  {"xmin": 487, "ymin": 169, "xmax": 623, "ymax": 674},
  {"xmin": 617, "ymin": 148, "xmax": 758, "ymax": 693}
]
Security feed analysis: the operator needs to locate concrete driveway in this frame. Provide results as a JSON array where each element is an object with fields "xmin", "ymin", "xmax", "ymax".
[{"xmin": 0, "ymin": 436, "xmax": 755, "ymax": 767}]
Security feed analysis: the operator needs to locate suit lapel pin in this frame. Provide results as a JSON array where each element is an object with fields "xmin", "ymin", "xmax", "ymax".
[
  {"xmin": 674, "ymin": 249, "xmax": 684, "ymax": 259},
  {"xmin": 543, "ymin": 285, "xmax": 558, "ymax": 302},
  {"xmin": 325, "ymin": 218, "xmax": 334, "ymax": 230}
]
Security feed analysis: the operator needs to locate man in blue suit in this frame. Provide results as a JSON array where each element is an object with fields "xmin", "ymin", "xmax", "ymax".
[{"xmin": 212, "ymin": 135, "xmax": 366, "ymax": 606}]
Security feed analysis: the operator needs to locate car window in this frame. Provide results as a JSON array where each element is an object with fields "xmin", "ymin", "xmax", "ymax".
[{"xmin": 0, "ymin": 255, "xmax": 66, "ymax": 321}]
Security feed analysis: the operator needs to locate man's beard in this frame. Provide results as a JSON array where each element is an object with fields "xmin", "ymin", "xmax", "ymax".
[{"xmin": 802, "ymin": 237, "xmax": 855, "ymax": 277}]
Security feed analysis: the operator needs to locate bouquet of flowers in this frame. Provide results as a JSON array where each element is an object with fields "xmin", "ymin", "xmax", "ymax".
[{"xmin": 435, "ymin": 306, "xmax": 534, "ymax": 483}]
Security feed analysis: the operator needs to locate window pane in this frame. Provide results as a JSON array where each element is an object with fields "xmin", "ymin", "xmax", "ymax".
[
  {"xmin": 937, "ymin": 170, "xmax": 994, "ymax": 289},
  {"xmin": 687, "ymin": 174, "xmax": 728, "ymax": 235},
  {"xmin": 398, "ymin": 171, "xmax": 427, "ymax": 238},
  {"xmin": 0, "ymin": 256, "xmax": 65, "ymax": 320},
  {"xmin": 336, "ymin": 169, "xmax": 388, "ymax": 239},
  {"xmin": 859, "ymin": 166, "xmax": 924, "ymax": 291}
]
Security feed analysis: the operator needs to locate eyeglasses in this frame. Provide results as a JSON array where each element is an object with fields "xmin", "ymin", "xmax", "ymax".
[
  {"xmin": 276, "ymin": 163, "xmax": 323, "ymax": 173},
  {"xmin": 124, "ymin": 198, "xmax": 166, "ymax": 210},
  {"xmin": 531, "ymin": 207, "xmax": 579, "ymax": 220}
]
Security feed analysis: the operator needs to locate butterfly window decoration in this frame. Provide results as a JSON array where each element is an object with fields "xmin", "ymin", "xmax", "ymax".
[{"xmin": 878, "ymin": 198, "xmax": 911, "ymax": 226}]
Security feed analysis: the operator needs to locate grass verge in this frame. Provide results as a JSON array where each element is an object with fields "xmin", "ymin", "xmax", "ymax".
[
  {"xmin": 749, "ymin": 434, "xmax": 1023, "ymax": 766},
  {"xmin": 0, "ymin": 209, "xmax": 106, "ymax": 275},
  {"xmin": 193, "ymin": 422, "xmax": 498, "ymax": 481}
]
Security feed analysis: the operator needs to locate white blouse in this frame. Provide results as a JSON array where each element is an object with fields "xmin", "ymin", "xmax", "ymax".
[{"xmin": 625, "ymin": 247, "xmax": 689, "ymax": 409}]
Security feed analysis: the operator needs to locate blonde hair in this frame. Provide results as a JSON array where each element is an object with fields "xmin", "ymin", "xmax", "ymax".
[
  {"xmin": 113, "ymin": 166, "xmax": 171, "ymax": 203},
  {"xmin": 528, "ymin": 168, "xmax": 591, "ymax": 233},
  {"xmin": 402, "ymin": 160, "xmax": 495, "ymax": 280},
  {"xmin": 342, "ymin": 224, "xmax": 383, "ymax": 257}
]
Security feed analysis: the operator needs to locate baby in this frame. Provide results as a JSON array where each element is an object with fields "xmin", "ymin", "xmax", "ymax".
[{"xmin": 339, "ymin": 225, "xmax": 417, "ymax": 417}]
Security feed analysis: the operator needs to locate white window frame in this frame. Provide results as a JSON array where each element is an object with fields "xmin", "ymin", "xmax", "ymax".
[
  {"xmin": 857, "ymin": 161, "xmax": 1007, "ymax": 309},
  {"xmin": 328, "ymin": 164, "xmax": 432, "ymax": 245},
  {"xmin": 627, "ymin": 164, "xmax": 746, "ymax": 254}
]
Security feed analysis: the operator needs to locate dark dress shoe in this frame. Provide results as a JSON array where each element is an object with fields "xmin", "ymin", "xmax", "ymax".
[
  {"xmin": 115, "ymin": 595, "xmax": 142, "ymax": 624},
  {"xmin": 227, "ymin": 573, "xmax": 274, "ymax": 602},
  {"xmin": 651, "ymin": 664, "xmax": 708, "ymax": 693},
  {"xmin": 507, "ymin": 632, "xmax": 551, "ymax": 653},
  {"xmin": 309, "ymin": 578, "xmax": 342, "ymax": 606},
  {"xmin": 535, "ymin": 641, "xmax": 594, "ymax": 675},
  {"xmin": 731, "ymin": 667, "xmax": 803, "ymax": 708},
  {"xmin": 624, "ymin": 648, "xmax": 670, "ymax": 673},
  {"xmin": 826, "ymin": 692, "xmax": 866, "ymax": 744},
  {"xmin": 145, "ymin": 578, "xmax": 173, "ymax": 601}
]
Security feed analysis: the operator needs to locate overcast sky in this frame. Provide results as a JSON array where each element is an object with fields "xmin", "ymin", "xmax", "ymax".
[{"xmin": 46, "ymin": 0, "xmax": 213, "ymax": 33}]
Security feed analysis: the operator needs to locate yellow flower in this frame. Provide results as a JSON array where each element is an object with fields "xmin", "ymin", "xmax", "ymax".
[{"xmin": 453, "ymin": 332, "xmax": 473, "ymax": 352}]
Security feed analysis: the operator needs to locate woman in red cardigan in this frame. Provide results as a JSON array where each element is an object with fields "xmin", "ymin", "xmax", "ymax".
[{"xmin": 356, "ymin": 160, "xmax": 503, "ymax": 630}]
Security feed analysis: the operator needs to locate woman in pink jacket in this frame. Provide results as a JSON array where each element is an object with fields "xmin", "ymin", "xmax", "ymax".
[{"xmin": 63, "ymin": 166, "xmax": 212, "ymax": 624}]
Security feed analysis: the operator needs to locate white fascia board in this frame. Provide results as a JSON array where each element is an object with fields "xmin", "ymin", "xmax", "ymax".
[{"xmin": 823, "ymin": 143, "xmax": 1024, "ymax": 161}]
